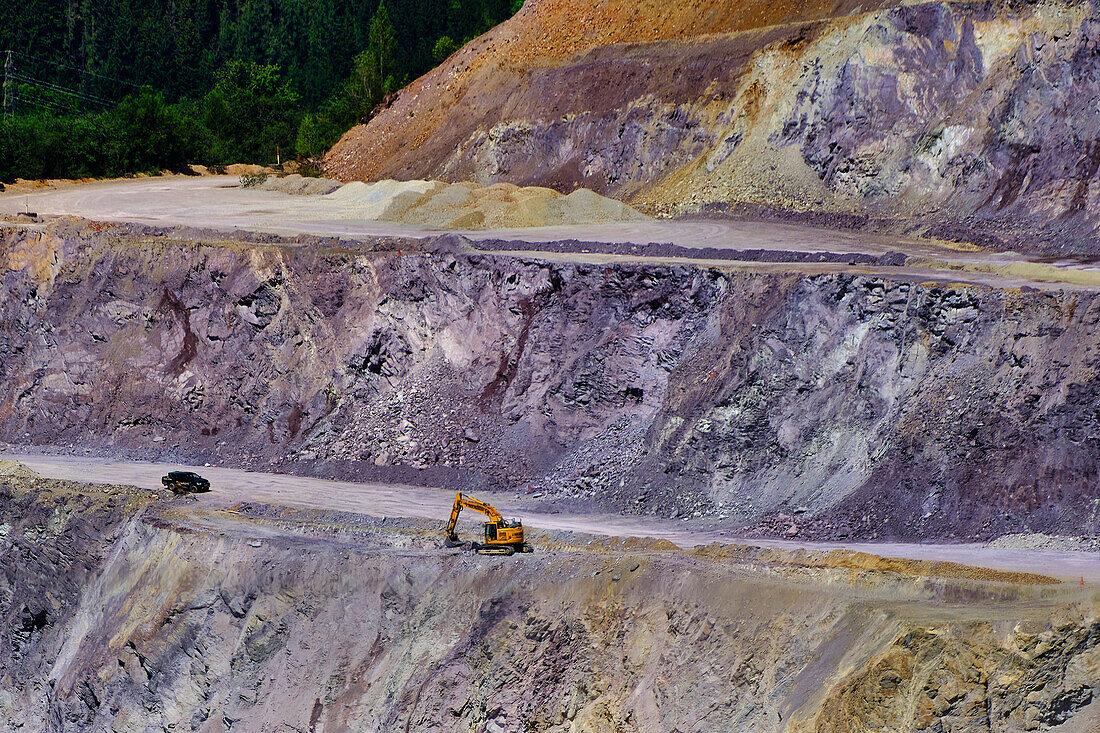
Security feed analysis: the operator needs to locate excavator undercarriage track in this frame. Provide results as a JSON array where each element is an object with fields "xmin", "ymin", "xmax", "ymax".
[{"xmin": 478, "ymin": 545, "xmax": 515, "ymax": 556}]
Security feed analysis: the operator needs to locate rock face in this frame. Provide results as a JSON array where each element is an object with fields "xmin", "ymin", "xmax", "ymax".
[
  {"xmin": 3, "ymin": 221, "xmax": 1100, "ymax": 541},
  {"xmin": 0, "ymin": 473, "xmax": 159, "ymax": 726},
  {"xmin": 3, "ymin": 476, "xmax": 1097, "ymax": 732},
  {"xmin": 326, "ymin": 0, "xmax": 1100, "ymax": 252}
]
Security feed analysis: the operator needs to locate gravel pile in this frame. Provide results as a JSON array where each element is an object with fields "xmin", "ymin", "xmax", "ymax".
[
  {"xmin": 320, "ymin": 178, "xmax": 649, "ymax": 228},
  {"xmin": 259, "ymin": 174, "xmax": 344, "ymax": 196},
  {"xmin": 0, "ymin": 459, "xmax": 38, "ymax": 478},
  {"xmin": 986, "ymin": 533, "xmax": 1098, "ymax": 552}
]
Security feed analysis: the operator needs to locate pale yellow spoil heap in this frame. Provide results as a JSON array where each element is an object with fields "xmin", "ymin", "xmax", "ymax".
[{"xmin": 320, "ymin": 178, "xmax": 649, "ymax": 229}]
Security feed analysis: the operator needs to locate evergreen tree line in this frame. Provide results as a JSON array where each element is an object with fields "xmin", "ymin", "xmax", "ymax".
[{"xmin": 0, "ymin": 0, "xmax": 520, "ymax": 180}]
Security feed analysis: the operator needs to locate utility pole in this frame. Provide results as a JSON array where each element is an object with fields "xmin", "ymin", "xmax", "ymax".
[{"xmin": 2, "ymin": 51, "xmax": 13, "ymax": 119}]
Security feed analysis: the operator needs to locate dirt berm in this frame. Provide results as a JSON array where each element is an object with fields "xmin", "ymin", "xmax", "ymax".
[
  {"xmin": 3, "ymin": 471, "xmax": 1098, "ymax": 732},
  {"xmin": 326, "ymin": 0, "xmax": 1100, "ymax": 253}
]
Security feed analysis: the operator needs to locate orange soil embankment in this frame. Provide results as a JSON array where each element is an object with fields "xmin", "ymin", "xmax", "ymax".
[{"xmin": 325, "ymin": 0, "xmax": 895, "ymax": 184}]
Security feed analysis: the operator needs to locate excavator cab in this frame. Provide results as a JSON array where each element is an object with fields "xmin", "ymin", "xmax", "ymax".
[
  {"xmin": 485, "ymin": 519, "xmax": 524, "ymax": 545},
  {"xmin": 446, "ymin": 492, "xmax": 532, "ymax": 555}
]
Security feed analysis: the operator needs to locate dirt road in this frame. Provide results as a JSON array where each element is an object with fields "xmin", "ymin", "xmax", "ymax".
[
  {"xmin": 6, "ymin": 453, "xmax": 1098, "ymax": 583},
  {"xmin": 4, "ymin": 176, "xmax": 1100, "ymax": 290},
  {"xmin": 0, "ymin": 176, "xmax": 907, "ymax": 251}
]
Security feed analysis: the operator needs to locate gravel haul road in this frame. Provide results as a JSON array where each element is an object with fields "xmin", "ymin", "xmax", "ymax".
[
  {"xmin": 4, "ymin": 176, "xmax": 1100, "ymax": 291},
  {"xmin": 0, "ymin": 177, "xmax": 905, "ymax": 252},
  {"xmin": 7, "ymin": 453, "xmax": 1098, "ymax": 583}
]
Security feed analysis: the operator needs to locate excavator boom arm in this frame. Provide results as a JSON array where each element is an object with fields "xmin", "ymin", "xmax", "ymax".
[{"xmin": 446, "ymin": 492, "xmax": 504, "ymax": 539}]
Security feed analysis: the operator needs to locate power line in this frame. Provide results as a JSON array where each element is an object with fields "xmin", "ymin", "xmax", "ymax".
[
  {"xmin": 0, "ymin": 49, "xmax": 122, "ymax": 118},
  {"xmin": 2, "ymin": 49, "xmax": 139, "ymax": 120},
  {"xmin": 9, "ymin": 74, "xmax": 113, "ymax": 105},
  {"xmin": 11, "ymin": 94, "xmax": 118, "ymax": 142},
  {"xmin": 12, "ymin": 97, "xmax": 80, "ymax": 118},
  {"xmin": 7, "ymin": 72, "xmax": 116, "ymax": 108},
  {"xmin": 6, "ymin": 49, "xmax": 143, "ymax": 89},
  {"xmin": 12, "ymin": 93, "xmax": 87, "ymax": 117}
]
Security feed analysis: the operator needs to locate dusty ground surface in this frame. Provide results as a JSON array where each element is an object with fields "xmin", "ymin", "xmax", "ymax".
[
  {"xmin": 5, "ymin": 177, "xmax": 1100, "ymax": 292},
  {"xmin": 1, "ymin": 466, "xmax": 1098, "ymax": 732},
  {"xmin": 5, "ymin": 453, "xmax": 1099, "ymax": 584},
  {"xmin": 326, "ymin": 0, "xmax": 1100, "ymax": 253},
  {"xmin": 3, "ymin": 176, "xmax": 918, "ymax": 249}
]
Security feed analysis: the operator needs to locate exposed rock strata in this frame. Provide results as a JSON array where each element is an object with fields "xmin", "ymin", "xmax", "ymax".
[
  {"xmin": 2, "ymin": 221, "xmax": 1099, "ymax": 540},
  {"xmin": 327, "ymin": 0, "xmax": 1100, "ymax": 252},
  {"xmin": 2, "ymin": 476, "xmax": 1097, "ymax": 732}
]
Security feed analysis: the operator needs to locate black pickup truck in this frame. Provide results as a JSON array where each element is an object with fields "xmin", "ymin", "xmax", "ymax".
[{"xmin": 161, "ymin": 471, "xmax": 211, "ymax": 495}]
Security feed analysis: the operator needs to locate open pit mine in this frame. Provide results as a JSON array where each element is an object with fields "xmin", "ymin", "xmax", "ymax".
[{"xmin": 1, "ymin": 0, "xmax": 1100, "ymax": 731}]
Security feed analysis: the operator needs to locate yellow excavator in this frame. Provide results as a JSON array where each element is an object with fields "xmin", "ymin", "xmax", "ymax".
[{"xmin": 444, "ymin": 492, "xmax": 533, "ymax": 555}]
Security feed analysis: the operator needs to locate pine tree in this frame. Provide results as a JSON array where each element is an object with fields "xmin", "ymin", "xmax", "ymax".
[{"xmin": 366, "ymin": 1, "xmax": 396, "ymax": 101}]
